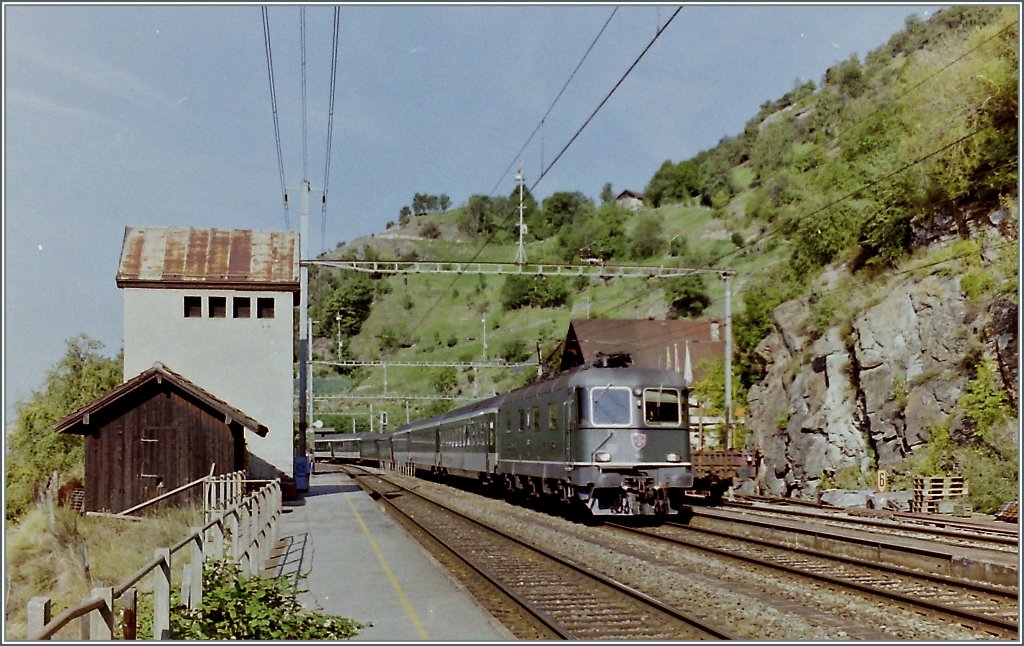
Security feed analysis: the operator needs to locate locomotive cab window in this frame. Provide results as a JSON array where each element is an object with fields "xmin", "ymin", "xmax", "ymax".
[
  {"xmin": 643, "ymin": 388, "xmax": 682, "ymax": 426},
  {"xmin": 590, "ymin": 386, "xmax": 632, "ymax": 426}
]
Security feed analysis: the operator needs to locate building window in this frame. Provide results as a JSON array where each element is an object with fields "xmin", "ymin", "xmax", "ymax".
[
  {"xmin": 233, "ymin": 297, "xmax": 251, "ymax": 319},
  {"xmin": 209, "ymin": 296, "xmax": 227, "ymax": 318},
  {"xmin": 184, "ymin": 296, "xmax": 202, "ymax": 318},
  {"xmin": 257, "ymin": 297, "xmax": 275, "ymax": 319}
]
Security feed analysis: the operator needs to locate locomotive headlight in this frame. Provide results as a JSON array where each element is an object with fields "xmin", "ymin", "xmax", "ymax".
[
  {"xmin": 595, "ymin": 452, "xmax": 612, "ymax": 463},
  {"xmin": 666, "ymin": 453, "xmax": 682, "ymax": 463}
]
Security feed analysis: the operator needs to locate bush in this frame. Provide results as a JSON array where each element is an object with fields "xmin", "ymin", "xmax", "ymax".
[{"xmin": 168, "ymin": 560, "xmax": 363, "ymax": 640}]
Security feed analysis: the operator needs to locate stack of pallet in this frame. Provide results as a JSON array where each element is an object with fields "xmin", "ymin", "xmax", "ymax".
[
  {"xmin": 911, "ymin": 476, "xmax": 969, "ymax": 515},
  {"xmin": 995, "ymin": 501, "xmax": 1018, "ymax": 523}
]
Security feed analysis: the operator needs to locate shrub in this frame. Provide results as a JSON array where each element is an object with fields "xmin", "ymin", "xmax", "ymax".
[{"xmin": 168, "ymin": 560, "xmax": 363, "ymax": 640}]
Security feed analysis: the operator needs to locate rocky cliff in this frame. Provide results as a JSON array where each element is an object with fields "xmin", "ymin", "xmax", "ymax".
[{"xmin": 745, "ymin": 207, "xmax": 1018, "ymax": 498}]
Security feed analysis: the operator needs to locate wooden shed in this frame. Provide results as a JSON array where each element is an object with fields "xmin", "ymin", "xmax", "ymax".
[{"xmin": 54, "ymin": 362, "xmax": 268, "ymax": 513}]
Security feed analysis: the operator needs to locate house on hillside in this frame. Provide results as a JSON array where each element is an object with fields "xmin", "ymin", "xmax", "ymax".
[
  {"xmin": 54, "ymin": 362, "xmax": 268, "ymax": 513},
  {"xmin": 559, "ymin": 318, "xmax": 723, "ymax": 383},
  {"xmin": 116, "ymin": 226, "xmax": 298, "ymax": 479},
  {"xmin": 615, "ymin": 190, "xmax": 644, "ymax": 212}
]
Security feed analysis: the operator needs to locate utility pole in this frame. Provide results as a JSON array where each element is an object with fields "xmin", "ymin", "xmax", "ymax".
[
  {"xmin": 297, "ymin": 179, "xmax": 311, "ymax": 491},
  {"xmin": 722, "ymin": 271, "xmax": 733, "ymax": 450},
  {"xmin": 514, "ymin": 164, "xmax": 526, "ymax": 265}
]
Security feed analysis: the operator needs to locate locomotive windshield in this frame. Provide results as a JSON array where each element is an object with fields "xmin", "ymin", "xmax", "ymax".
[
  {"xmin": 643, "ymin": 388, "xmax": 682, "ymax": 426},
  {"xmin": 590, "ymin": 386, "xmax": 632, "ymax": 426}
]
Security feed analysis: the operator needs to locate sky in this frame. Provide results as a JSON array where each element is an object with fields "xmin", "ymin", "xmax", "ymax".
[{"xmin": 3, "ymin": 2, "xmax": 946, "ymax": 419}]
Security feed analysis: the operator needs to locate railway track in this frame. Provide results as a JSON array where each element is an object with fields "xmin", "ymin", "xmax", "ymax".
[
  {"xmin": 680, "ymin": 505, "xmax": 1018, "ymax": 587},
  {"xmin": 726, "ymin": 496, "xmax": 1019, "ymax": 551},
  {"xmin": 342, "ymin": 465, "xmax": 735, "ymax": 640},
  {"xmin": 608, "ymin": 519, "xmax": 1019, "ymax": 639}
]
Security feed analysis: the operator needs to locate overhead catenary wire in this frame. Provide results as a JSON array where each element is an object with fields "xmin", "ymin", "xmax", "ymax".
[
  {"xmin": 413, "ymin": 6, "xmax": 684, "ymax": 332},
  {"xmin": 591, "ymin": 19, "xmax": 1017, "ymax": 319},
  {"xmin": 300, "ymin": 6, "xmax": 309, "ymax": 182},
  {"xmin": 321, "ymin": 6, "xmax": 341, "ymax": 253},
  {"xmin": 261, "ymin": 6, "xmax": 290, "ymax": 229},
  {"xmin": 486, "ymin": 6, "xmax": 619, "ymax": 199}
]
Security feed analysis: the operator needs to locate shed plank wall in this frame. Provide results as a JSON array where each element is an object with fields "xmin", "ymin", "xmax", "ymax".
[{"xmin": 83, "ymin": 384, "xmax": 238, "ymax": 513}]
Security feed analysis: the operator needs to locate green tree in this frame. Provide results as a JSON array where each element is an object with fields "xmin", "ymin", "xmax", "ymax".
[
  {"xmin": 630, "ymin": 213, "xmax": 664, "ymax": 259},
  {"xmin": 664, "ymin": 275, "xmax": 711, "ymax": 318},
  {"xmin": 599, "ymin": 182, "xmax": 615, "ymax": 204},
  {"xmin": 5, "ymin": 335, "xmax": 123, "ymax": 520}
]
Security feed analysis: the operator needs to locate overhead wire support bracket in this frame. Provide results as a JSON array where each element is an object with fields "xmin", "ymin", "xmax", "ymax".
[{"xmin": 306, "ymin": 259, "xmax": 730, "ymax": 280}]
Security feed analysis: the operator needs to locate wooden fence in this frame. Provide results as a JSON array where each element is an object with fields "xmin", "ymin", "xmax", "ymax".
[{"xmin": 27, "ymin": 477, "xmax": 282, "ymax": 640}]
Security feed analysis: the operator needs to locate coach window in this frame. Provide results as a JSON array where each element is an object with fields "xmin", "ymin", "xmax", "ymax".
[
  {"xmin": 591, "ymin": 386, "xmax": 632, "ymax": 426},
  {"xmin": 518, "ymin": 409, "xmax": 526, "ymax": 432},
  {"xmin": 531, "ymin": 407, "xmax": 541, "ymax": 432},
  {"xmin": 643, "ymin": 388, "xmax": 682, "ymax": 426},
  {"xmin": 548, "ymin": 402, "xmax": 558, "ymax": 431}
]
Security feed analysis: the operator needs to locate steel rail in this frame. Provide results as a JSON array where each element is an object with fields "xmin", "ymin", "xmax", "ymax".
[
  {"xmin": 345, "ymin": 466, "xmax": 572, "ymax": 639},
  {"xmin": 345, "ymin": 465, "xmax": 736, "ymax": 640},
  {"xmin": 608, "ymin": 522, "xmax": 1018, "ymax": 638},
  {"xmin": 723, "ymin": 500, "xmax": 1019, "ymax": 547}
]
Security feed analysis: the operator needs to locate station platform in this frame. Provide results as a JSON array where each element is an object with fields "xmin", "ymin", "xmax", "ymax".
[{"xmin": 267, "ymin": 469, "xmax": 514, "ymax": 641}]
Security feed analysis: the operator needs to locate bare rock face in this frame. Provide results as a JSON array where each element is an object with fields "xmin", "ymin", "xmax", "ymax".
[{"xmin": 747, "ymin": 221, "xmax": 1015, "ymax": 499}]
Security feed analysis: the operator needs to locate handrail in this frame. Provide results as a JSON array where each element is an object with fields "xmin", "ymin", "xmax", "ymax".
[{"xmin": 27, "ymin": 476, "xmax": 282, "ymax": 641}]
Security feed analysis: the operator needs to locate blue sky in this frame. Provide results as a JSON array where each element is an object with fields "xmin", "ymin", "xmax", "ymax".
[{"xmin": 3, "ymin": 3, "xmax": 943, "ymax": 417}]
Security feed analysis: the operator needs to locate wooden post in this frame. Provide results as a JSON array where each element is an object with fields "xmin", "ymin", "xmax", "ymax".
[
  {"xmin": 121, "ymin": 587, "xmax": 137, "ymax": 641},
  {"xmin": 180, "ymin": 562, "xmax": 191, "ymax": 606},
  {"xmin": 190, "ymin": 532, "xmax": 203, "ymax": 609},
  {"xmin": 88, "ymin": 586, "xmax": 114, "ymax": 640},
  {"xmin": 228, "ymin": 509, "xmax": 241, "ymax": 562},
  {"xmin": 28, "ymin": 597, "xmax": 51, "ymax": 638},
  {"xmin": 153, "ymin": 548, "xmax": 171, "ymax": 640},
  {"xmin": 210, "ymin": 518, "xmax": 224, "ymax": 560}
]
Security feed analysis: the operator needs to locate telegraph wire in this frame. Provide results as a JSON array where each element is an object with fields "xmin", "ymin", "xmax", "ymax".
[
  {"xmin": 486, "ymin": 6, "xmax": 619, "ymax": 199},
  {"xmin": 300, "ymin": 6, "xmax": 309, "ymax": 183},
  {"xmin": 530, "ymin": 6, "xmax": 682, "ymax": 194},
  {"xmin": 261, "ymin": 6, "xmax": 290, "ymax": 229},
  {"xmin": 592, "ymin": 17, "xmax": 1016, "ymax": 320},
  {"xmin": 413, "ymin": 6, "xmax": 683, "ymax": 331},
  {"xmin": 321, "ymin": 6, "xmax": 341, "ymax": 253}
]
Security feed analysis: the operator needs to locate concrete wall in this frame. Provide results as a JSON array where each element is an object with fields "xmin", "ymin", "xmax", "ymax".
[{"xmin": 123, "ymin": 288, "xmax": 294, "ymax": 478}]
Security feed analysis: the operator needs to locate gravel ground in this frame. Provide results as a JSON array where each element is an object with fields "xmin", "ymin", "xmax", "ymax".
[{"xmin": 385, "ymin": 471, "xmax": 1007, "ymax": 641}]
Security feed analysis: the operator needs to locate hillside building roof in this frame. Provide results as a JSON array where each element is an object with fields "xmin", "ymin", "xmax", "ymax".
[{"xmin": 560, "ymin": 318, "xmax": 724, "ymax": 383}]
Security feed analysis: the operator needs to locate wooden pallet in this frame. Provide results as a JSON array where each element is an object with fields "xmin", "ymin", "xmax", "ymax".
[
  {"xmin": 913, "ymin": 476, "xmax": 967, "ymax": 500},
  {"xmin": 69, "ymin": 488, "xmax": 85, "ymax": 513},
  {"xmin": 910, "ymin": 500, "xmax": 971, "ymax": 515},
  {"xmin": 995, "ymin": 501, "xmax": 1018, "ymax": 523}
]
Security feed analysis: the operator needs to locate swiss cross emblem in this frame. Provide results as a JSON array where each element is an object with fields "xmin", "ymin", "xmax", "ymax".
[{"xmin": 631, "ymin": 433, "xmax": 647, "ymax": 449}]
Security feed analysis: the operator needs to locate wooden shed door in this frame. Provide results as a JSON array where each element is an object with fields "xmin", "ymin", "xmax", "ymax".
[{"xmin": 141, "ymin": 427, "xmax": 168, "ymax": 490}]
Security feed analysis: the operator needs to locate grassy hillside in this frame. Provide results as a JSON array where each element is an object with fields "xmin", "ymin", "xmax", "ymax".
[{"xmin": 307, "ymin": 5, "xmax": 1018, "ymax": 432}]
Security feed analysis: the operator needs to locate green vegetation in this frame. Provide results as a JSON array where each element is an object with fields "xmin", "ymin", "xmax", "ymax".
[
  {"xmin": 5, "ymin": 335, "xmax": 122, "ymax": 521},
  {"xmin": 4, "ymin": 505, "xmax": 202, "ymax": 640},
  {"xmin": 309, "ymin": 7, "xmax": 1017, "ymax": 502},
  {"xmin": 166, "ymin": 560, "xmax": 363, "ymax": 640}
]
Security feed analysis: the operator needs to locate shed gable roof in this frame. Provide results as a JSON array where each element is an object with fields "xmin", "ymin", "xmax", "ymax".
[
  {"xmin": 116, "ymin": 226, "xmax": 299, "ymax": 290},
  {"xmin": 54, "ymin": 362, "xmax": 269, "ymax": 437}
]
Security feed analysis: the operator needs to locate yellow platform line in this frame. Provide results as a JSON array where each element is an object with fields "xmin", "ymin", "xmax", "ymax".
[{"xmin": 345, "ymin": 494, "xmax": 430, "ymax": 640}]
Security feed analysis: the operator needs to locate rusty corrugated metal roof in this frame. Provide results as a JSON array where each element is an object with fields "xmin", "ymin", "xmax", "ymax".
[
  {"xmin": 116, "ymin": 226, "xmax": 299, "ymax": 290},
  {"xmin": 54, "ymin": 362, "xmax": 269, "ymax": 437}
]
